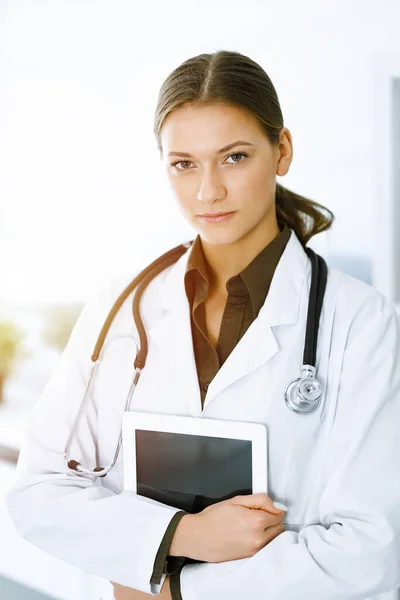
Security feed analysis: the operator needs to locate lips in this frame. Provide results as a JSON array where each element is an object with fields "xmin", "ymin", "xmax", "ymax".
[
  {"xmin": 199, "ymin": 211, "xmax": 235, "ymax": 217},
  {"xmin": 198, "ymin": 211, "xmax": 237, "ymax": 223}
]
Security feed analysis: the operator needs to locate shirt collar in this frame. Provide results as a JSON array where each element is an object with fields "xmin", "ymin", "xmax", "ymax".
[{"xmin": 184, "ymin": 223, "xmax": 292, "ymax": 317}]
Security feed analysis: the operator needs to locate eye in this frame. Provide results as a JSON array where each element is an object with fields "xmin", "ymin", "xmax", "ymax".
[
  {"xmin": 169, "ymin": 152, "xmax": 248, "ymax": 172},
  {"xmin": 170, "ymin": 160, "xmax": 194, "ymax": 171},
  {"xmin": 225, "ymin": 152, "xmax": 248, "ymax": 164}
]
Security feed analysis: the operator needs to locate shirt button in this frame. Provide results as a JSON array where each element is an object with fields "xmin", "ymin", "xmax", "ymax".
[{"xmin": 204, "ymin": 382, "xmax": 210, "ymax": 392}]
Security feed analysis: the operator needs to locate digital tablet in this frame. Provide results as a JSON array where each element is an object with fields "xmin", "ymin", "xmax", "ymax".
[{"xmin": 122, "ymin": 411, "xmax": 267, "ymax": 513}]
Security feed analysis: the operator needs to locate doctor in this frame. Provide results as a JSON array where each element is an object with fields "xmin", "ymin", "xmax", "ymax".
[{"xmin": 5, "ymin": 49, "xmax": 400, "ymax": 600}]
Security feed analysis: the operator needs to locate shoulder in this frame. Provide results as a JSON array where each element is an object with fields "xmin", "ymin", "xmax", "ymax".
[
  {"xmin": 95, "ymin": 244, "xmax": 185, "ymax": 309},
  {"xmin": 81, "ymin": 259, "xmax": 178, "ymax": 336},
  {"xmin": 82, "ymin": 270, "xmax": 141, "ymax": 319},
  {"xmin": 328, "ymin": 266, "xmax": 394, "ymax": 311},
  {"xmin": 326, "ymin": 266, "xmax": 399, "ymax": 348}
]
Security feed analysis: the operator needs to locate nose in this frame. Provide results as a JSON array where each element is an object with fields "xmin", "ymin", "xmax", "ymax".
[{"xmin": 196, "ymin": 167, "xmax": 226, "ymax": 205}]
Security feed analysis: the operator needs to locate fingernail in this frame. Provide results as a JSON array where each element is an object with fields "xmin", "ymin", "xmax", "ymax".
[{"xmin": 272, "ymin": 501, "xmax": 288, "ymax": 511}]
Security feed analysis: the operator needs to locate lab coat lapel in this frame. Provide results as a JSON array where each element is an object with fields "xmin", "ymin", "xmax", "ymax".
[
  {"xmin": 206, "ymin": 231, "xmax": 309, "ymax": 405},
  {"xmin": 147, "ymin": 231, "xmax": 309, "ymax": 414},
  {"xmin": 147, "ymin": 249, "xmax": 203, "ymax": 416}
]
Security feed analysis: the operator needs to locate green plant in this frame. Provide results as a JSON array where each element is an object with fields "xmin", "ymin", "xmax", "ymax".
[
  {"xmin": 42, "ymin": 304, "xmax": 83, "ymax": 351},
  {"xmin": 0, "ymin": 321, "xmax": 24, "ymax": 404}
]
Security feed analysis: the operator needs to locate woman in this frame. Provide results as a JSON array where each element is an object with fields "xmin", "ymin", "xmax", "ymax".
[{"xmin": 6, "ymin": 50, "xmax": 400, "ymax": 600}]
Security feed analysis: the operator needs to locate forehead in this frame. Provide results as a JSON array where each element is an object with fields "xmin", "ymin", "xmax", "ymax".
[{"xmin": 160, "ymin": 103, "xmax": 266, "ymax": 154}]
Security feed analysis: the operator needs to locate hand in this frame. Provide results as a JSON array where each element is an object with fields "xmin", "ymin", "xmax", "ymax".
[
  {"xmin": 110, "ymin": 575, "xmax": 171, "ymax": 599},
  {"xmin": 171, "ymin": 492, "xmax": 286, "ymax": 563}
]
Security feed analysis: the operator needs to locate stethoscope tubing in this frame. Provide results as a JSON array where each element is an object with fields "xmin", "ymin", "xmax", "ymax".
[{"xmin": 64, "ymin": 239, "xmax": 327, "ymax": 478}]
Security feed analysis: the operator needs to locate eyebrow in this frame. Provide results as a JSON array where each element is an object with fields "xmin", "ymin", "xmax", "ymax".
[{"xmin": 167, "ymin": 140, "xmax": 255, "ymax": 158}]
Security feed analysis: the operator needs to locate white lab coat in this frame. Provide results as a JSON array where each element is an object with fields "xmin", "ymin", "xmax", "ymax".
[{"xmin": 5, "ymin": 230, "xmax": 400, "ymax": 600}]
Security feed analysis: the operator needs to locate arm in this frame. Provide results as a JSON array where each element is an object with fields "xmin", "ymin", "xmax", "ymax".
[
  {"xmin": 112, "ymin": 574, "xmax": 174, "ymax": 599},
  {"xmin": 174, "ymin": 299, "xmax": 400, "ymax": 599},
  {"xmin": 4, "ymin": 276, "xmax": 185, "ymax": 595}
]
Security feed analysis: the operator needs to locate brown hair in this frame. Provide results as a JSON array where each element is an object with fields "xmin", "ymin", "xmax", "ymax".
[{"xmin": 153, "ymin": 50, "xmax": 334, "ymax": 246}]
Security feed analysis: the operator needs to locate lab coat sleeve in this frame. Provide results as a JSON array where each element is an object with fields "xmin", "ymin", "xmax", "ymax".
[
  {"xmin": 151, "ymin": 510, "xmax": 188, "ymax": 584},
  {"xmin": 177, "ymin": 298, "xmax": 400, "ymax": 600},
  {"xmin": 4, "ymin": 275, "xmax": 184, "ymax": 596}
]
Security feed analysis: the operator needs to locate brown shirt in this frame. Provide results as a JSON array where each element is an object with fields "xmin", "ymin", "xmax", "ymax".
[
  {"xmin": 184, "ymin": 224, "xmax": 291, "ymax": 408},
  {"xmin": 150, "ymin": 225, "xmax": 292, "ymax": 597}
]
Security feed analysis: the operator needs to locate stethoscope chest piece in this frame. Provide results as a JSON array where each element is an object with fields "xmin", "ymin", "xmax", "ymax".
[{"xmin": 284, "ymin": 365, "xmax": 322, "ymax": 415}]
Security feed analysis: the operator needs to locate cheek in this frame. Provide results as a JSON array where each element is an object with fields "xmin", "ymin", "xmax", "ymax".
[
  {"xmin": 237, "ymin": 165, "xmax": 275, "ymax": 212},
  {"xmin": 239, "ymin": 159, "xmax": 275, "ymax": 193},
  {"xmin": 169, "ymin": 176, "xmax": 199, "ymax": 216},
  {"xmin": 169, "ymin": 175, "xmax": 193, "ymax": 200}
]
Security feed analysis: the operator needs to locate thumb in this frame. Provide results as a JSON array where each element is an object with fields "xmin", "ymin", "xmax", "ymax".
[{"xmin": 231, "ymin": 492, "xmax": 286, "ymax": 513}]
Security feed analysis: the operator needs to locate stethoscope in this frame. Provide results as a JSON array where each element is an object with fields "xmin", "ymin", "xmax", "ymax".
[{"xmin": 64, "ymin": 239, "xmax": 328, "ymax": 479}]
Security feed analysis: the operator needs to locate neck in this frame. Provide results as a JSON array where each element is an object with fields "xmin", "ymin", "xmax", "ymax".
[{"xmin": 200, "ymin": 213, "xmax": 281, "ymax": 295}]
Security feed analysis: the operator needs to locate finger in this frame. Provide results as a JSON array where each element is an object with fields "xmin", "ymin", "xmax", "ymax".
[
  {"xmin": 233, "ymin": 493, "xmax": 284, "ymax": 514},
  {"xmin": 272, "ymin": 501, "xmax": 288, "ymax": 512},
  {"xmin": 256, "ymin": 510, "xmax": 285, "ymax": 528},
  {"xmin": 263, "ymin": 521, "xmax": 285, "ymax": 541}
]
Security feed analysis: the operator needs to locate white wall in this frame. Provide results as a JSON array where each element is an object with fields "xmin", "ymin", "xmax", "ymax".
[{"xmin": 1, "ymin": 0, "xmax": 399, "ymax": 307}]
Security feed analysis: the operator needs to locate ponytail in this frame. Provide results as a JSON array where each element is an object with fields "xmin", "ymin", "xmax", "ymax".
[{"xmin": 275, "ymin": 183, "xmax": 334, "ymax": 246}]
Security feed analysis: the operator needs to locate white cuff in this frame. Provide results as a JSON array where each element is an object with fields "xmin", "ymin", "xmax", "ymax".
[{"xmin": 151, "ymin": 572, "xmax": 167, "ymax": 595}]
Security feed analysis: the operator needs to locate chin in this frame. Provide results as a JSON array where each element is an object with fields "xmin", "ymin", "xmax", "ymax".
[{"xmin": 198, "ymin": 227, "xmax": 245, "ymax": 246}]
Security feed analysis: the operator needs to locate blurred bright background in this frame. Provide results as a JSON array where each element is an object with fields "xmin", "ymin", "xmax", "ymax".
[{"xmin": 0, "ymin": 0, "xmax": 399, "ymax": 598}]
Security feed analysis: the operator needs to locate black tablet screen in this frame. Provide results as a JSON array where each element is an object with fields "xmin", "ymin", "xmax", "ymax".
[{"xmin": 135, "ymin": 429, "xmax": 252, "ymax": 513}]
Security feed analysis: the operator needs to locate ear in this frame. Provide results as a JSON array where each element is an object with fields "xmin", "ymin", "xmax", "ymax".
[{"xmin": 276, "ymin": 127, "xmax": 293, "ymax": 177}]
